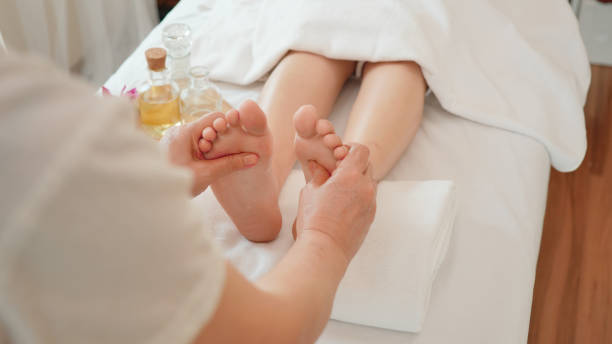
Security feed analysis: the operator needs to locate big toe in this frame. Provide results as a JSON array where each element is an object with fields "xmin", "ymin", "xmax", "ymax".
[
  {"xmin": 238, "ymin": 99, "xmax": 268, "ymax": 135},
  {"xmin": 293, "ymin": 105, "xmax": 319, "ymax": 139}
]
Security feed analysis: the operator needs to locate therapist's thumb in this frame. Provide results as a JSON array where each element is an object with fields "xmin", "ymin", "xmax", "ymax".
[
  {"xmin": 194, "ymin": 153, "xmax": 259, "ymax": 181},
  {"xmin": 308, "ymin": 161, "xmax": 330, "ymax": 186}
]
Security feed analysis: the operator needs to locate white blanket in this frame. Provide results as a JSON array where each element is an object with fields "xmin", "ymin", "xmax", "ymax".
[
  {"xmin": 191, "ymin": 0, "xmax": 590, "ymax": 172},
  {"xmin": 195, "ymin": 170, "xmax": 456, "ymax": 332}
]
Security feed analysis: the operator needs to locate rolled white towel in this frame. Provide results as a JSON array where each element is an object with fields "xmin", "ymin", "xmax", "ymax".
[{"xmin": 195, "ymin": 170, "xmax": 456, "ymax": 332}]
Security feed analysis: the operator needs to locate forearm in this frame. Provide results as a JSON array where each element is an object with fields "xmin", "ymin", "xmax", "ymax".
[
  {"xmin": 195, "ymin": 230, "xmax": 349, "ymax": 344},
  {"xmin": 256, "ymin": 230, "xmax": 349, "ymax": 342}
]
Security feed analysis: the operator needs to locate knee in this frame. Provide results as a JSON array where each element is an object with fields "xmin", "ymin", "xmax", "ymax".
[
  {"xmin": 285, "ymin": 50, "xmax": 356, "ymax": 77},
  {"xmin": 286, "ymin": 50, "xmax": 332, "ymax": 64},
  {"xmin": 364, "ymin": 60, "xmax": 421, "ymax": 71},
  {"xmin": 363, "ymin": 60, "xmax": 426, "ymax": 91}
]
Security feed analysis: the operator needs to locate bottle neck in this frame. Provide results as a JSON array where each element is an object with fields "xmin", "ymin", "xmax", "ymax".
[
  {"xmin": 149, "ymin": 68, "xmax": 170, "ymax": 85},
  {"xmin": 191, "ymin": 74, "xmax": 209, "ymax": 89}
]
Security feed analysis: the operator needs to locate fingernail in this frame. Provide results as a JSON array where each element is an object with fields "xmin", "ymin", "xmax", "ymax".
[{"xmin": 244, "ymin": 154, "xmax": 258, "ymax": 166}]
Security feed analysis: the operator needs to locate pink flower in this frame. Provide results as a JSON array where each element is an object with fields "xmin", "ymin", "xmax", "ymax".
[
  {"xmin": 101, "ymin": 85, "xmax": 138, "ymax": 100},
  {"xmin": 123, "ymin": 87, "xmax": 138, "ymax": 101},
  {"xmin": 101, "ymin": 86, "xmax": 112, "ymax": 96}
]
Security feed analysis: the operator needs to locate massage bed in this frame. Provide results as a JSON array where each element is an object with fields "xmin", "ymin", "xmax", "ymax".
[{"xmin": 104, "ymin": 0, "xmax": 588, "ymax": 342}]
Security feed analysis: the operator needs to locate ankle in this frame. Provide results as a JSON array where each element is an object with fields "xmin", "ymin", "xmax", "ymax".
[{"xmin": 272, "ymin": 165, "xmax": 295, "ymax": 192}]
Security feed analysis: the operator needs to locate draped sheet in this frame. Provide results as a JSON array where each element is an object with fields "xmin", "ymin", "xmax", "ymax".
[{"xmin": 192, "ymin": 0, "xmax": 590, "ymax": 171}]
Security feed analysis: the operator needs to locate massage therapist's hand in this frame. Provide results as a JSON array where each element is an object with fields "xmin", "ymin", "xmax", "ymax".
[
  {"xmin": 197, "ymin": 144, "xmax": 377, "ymax": 344},
  {"xmin": 295, "ymin": 144, "xmax": 378, "ymax": 261},
  {"xmin": 160, "ymin": 112, "xmax": 259, "ymax": 196}
]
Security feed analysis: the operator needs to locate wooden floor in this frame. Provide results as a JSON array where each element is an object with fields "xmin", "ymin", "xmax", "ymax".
[{"xmin": 528, "ymin": 65, "xmax": 612, "ymax": 343}]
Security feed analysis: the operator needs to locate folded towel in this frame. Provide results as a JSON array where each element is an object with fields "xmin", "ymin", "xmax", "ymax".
[
  {"xmin": 330, "ymin": 176, "xmax": 456, "ymax": 332},
  {"xmin": 195, "ymin": 170, "xmax": 456, "ymax": 332}
]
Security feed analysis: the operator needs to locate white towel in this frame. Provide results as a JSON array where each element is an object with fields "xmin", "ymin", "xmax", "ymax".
[
  {"xmin": 191, "ymin": 0, "xmax": 590, "ymax": 172},
  {"xmin": 194, "ymin": 170, "xmax": 456, "ymax": 332}
]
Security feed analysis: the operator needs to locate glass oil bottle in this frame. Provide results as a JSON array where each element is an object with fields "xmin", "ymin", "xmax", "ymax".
[
  {"xmin": 138, "ymin": 47, "xmax": 181, "ymax": 139},
  {"xmin": 162, "ymin": 23, "xmax": 192, "ymax": 90},
  {"xmin": 180, "ymin": 66, "xmax": 223, "ymax": 123}
]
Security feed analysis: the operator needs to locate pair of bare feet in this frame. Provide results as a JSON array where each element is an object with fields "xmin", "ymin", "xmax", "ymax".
[{"xmin": 200, "ymin": 100, "xmax": 349, "ymax": 242}]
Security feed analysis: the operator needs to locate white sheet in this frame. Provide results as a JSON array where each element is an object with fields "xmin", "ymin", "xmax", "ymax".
[
  {"xmin": 190, "ymin": 0, "xmax": 590, "ymax": 172},
  {"xmin": 104, "ymin": 1, "xmax": 553, "ymax": 342}
]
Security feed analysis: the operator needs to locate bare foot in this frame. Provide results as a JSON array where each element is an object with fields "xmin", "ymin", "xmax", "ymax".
[
  {"xmin": 199, "ymin": 100, "xmax": 281, "ymax": 242},
  {"xmin": 293, "ymin": 105, "xmax": 349, "ymax": 181},
  {"xmin": 291, "ymin": 105, "xmax": 349, "ymax": 239}
]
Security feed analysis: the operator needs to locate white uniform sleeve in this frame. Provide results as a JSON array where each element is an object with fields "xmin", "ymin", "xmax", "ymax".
[{"xmin": 0, "ymin": 54, "xmax": 225, "ymax": 344}]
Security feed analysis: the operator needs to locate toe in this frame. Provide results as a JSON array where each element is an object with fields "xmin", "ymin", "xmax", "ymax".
[
  {"xmin": 316, "ymin": 119, "xmax": 334, "ymax": 136},
  {"xmin": 238, "ymin": 99, "xmax": 268, "ymax": 135},
  {"xmin": 199, "ymin": 138, "xmax": 212, "ymax": 152},
  {"xmin": 323, "ymin": 133, "xmax": 342, "ymax": 149},
  {"xmin": 202, "ymin": 127, "xmax": 217, "ymax": 141},
  {"xmin": 333, "ymin": 145, "xmax": 349, "ymax": 160},
  {"xmin": 226, "ymin": 109, "xmax": 240, "ymax": 126},
  {"xmin": 213, "ymin": 117, "xmax": 227, "ymax": 133},
  {"xmin": 294, "ymin": 105, "xmax": 319, "ymax": 139}
]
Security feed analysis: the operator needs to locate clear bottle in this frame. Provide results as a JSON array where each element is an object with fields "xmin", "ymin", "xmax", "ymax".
[
  {"xmin": 180, "ymin": 66, "xmax": 223, "ymax": 123},
  {"xmin": 138, "ymin": 47, "xmax": 181, "ymax": 140},
  {"xmin": 162, "ymin": 23, "xmax": 192, "ymax": 90}
]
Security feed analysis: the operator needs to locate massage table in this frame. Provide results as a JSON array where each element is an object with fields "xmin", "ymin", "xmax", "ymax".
[{"xmin": 104, "ymin": 1, "xmax": 556, "ymax": 342}]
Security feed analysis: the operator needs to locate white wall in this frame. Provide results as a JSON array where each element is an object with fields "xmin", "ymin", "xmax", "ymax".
[
  {"xmin": 579, "ymin": 0, "xmax": 612, "ymax": 66},
  {"xmin": 0, "ymin": 0, "xmax": 159, "ymax": 84}
]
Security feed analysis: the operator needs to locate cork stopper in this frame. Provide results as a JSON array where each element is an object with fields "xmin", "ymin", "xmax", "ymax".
[{"xmin": 145, "ymin": 47, "xmax": 167, "ymax": 71}]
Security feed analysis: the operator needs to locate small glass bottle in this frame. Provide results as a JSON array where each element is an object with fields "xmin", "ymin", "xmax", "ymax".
[
  {"xmin": 138, "ymin": 47, "xmax": 181, "ymax": 140},
  {"xmin": 180, "ymin": 66, "xmax": 223, "ymax": 123},
  {"xmin": 162, "ymin": 23, "xmax": 192, "ymax": 90}
]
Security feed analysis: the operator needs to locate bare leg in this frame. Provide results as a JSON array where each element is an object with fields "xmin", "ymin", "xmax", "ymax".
[
  {"xmin": 343, "ymin": 61, "xmax": 426, "ymax": 180},
  {"xmin": 260, "ymin": 51, "xmax": 355, "ymax": 187},
  {"xmin": 207, "ymin": 52, "xmax": 354, "ymax": 242}
]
